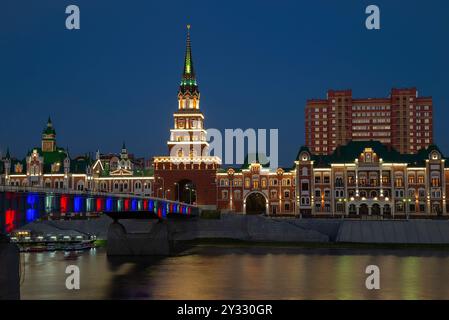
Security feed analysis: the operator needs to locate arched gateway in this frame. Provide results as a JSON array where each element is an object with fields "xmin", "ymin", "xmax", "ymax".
[{"xmin": 244, "ymin": 192, "xmax": 268, "ymax": 215}]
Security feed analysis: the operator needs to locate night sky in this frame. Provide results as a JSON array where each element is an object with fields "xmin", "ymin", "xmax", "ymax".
[{"xmin": 1, "ymin": 0, "xmax": 449, "ymax": 166}]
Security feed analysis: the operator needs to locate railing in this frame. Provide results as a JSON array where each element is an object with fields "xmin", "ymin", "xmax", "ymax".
[{"xmin": 0, "ymin": 185, "xmax": 197, "ymax": 208}]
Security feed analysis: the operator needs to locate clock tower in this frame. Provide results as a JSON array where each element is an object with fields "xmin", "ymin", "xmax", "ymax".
[{"xmin": 154, "ymin": 26, "xmax": 221, "ymax": 209}]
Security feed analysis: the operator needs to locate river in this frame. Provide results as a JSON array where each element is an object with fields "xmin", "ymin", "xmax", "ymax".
[{"xmin": 19, "ymin": 246, "xmax": 449, "ymax": 300}]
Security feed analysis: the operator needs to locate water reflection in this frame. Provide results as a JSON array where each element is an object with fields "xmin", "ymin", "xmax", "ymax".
[{"xmin": 20, "ymin": 247, "xmax": 449, "ymax": 300}]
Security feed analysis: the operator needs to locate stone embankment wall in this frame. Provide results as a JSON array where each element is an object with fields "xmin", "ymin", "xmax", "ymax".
[{"xmin": 21, "ymin": 214, "xmax": 449, "ymax": 245}]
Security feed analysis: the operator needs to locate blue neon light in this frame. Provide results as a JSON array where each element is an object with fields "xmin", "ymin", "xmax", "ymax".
[
  {"xmin": 26, "ymin": 209, "xmax": 37, "ymax": 223},
  {"xmin": 162, "ymin": 203, "xmax": 167, "ymax": 218},
  {"xmin": 106, "ymin": 198, "xmax": 113, "ymax": 212},
  {"xmin": 26, "ymin": 194, "xmax": 39, "ymax": 222},
  {"xmin": 74, "ymin": 197, "xmax": 82, "ymax": 213},
  {"xmin": 132, "ymin": 199, "xmax": 138, "ymax": 211}
]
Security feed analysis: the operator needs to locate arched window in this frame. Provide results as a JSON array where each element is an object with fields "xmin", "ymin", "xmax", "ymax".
[
  {"xmin": 431, "ymin": 172, "xmax": 441, "ymax": 187},
  {"xmin": 77, "ymin": 181, "xmax": 84, "ymax": 191}
]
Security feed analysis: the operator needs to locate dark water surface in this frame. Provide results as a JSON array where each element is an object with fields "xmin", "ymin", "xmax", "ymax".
[{"xmin": 20, "ymin": 246, "xmax": 449, "ymax": 300}]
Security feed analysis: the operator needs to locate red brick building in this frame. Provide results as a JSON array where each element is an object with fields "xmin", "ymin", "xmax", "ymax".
[{"xmin": 305, "ymin": 88, "xmax": 433, "ymax": 155}]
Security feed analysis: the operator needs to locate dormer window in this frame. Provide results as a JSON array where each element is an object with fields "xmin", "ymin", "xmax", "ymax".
[
  {"xmin": 430, "ymin": 151, "xmax": 440, "ymax": 160},
  {"xmin": 51, "ymin": 163, "xmax": 61, "ymax": 173},
  {"xmin": 15, "ymin": 163, "xmax": 23, "ymax": 173},
  {"xmin": 300, "ymin": 152, "xmax": 310, "ymax": 162}
]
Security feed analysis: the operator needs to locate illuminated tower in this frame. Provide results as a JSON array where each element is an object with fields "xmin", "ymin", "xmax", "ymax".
[
  {"xmin": 42, "ymin": 117, "xmax": 56, "ymax": 152},
  {"xmin": 168, "ymin": 25, "xmax": 208, "ymax": 159},
  {"xmin": 154, "ymin": 26, "xmax": 221, "ymax": 208}
]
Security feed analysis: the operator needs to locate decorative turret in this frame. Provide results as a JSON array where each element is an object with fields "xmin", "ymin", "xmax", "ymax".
[
  {"xmin": 64, "ymin": 146, "xmax": 71, "ymax": 174},
  {"xmin": 121, "ymin": 142, "xmax": 128, "ymax": 159},
  {"xmin": 42, "ymin": 117, "xmax": 56, "ymax": 152},
  {"xmin": 167, "ymin": 25, "xmax": 209, "ymax": 159},
  {"xmin": 178, "ymin": 25, "xmax": 200, "ymax": 110},
  {"xmin": 4, "ymin": 147, "xmax": 11, "ymax": 177}
]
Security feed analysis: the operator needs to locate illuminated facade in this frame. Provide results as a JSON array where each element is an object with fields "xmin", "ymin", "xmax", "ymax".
[
  {"xmin": 305, "ymin": 88, "xmax": 433, "ymax": 155},
  {"xmin": 216, "ymin": 160, "xmax": 297, "ymax": 215},
  {"xmin": 1, "ymin": 28, "xmax": 448, "ymax": 218},
  {"xmin": 1, "ymin": 118, "xmax": 95, "ymax": 191},
  {"xmin": 0, "ymin": 119, "xmax": 154, "ymax": 196},
  {"xmin": 295, "ymin": 141, "xmax": 449, "ymax": 217}
]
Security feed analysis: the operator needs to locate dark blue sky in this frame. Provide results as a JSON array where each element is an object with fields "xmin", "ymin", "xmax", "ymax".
[{"xmin": 1, "ymin": 0, "xmax": 449, "ymax": 166}]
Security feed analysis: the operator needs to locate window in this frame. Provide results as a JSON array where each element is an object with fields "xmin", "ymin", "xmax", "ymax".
[
  {"xmin": 284, "ymin": 190, "xmax": 290, "ymax": 199},
  {"xmin": 323, "ymin": 175, "xmax": 330, "ymax": 184},
  {"xmin": 335, "ymin": 190, "xmax": 344, "ymax": 198},
  {"xmin": 221, "ymin": 190, "xmax": 228, "ymax": 200},
  {"xmin": 431, "ymin": 177, "xmax": 440, "ymax": 187},
  {"xmin": 315, "ymin": 189, "xmax": 321, "ymax": 198},
  {"xmin": 418, "ymin": 189, "xmax": 426, "ymax": 198},
  {"xmin": 245, "ymin": 178, "xmax": 250, "ymax": 188},
  {"xmin": 395, "ymin": 177, "xmax": 404, "ymax": 188},
  {"xmin": 395, "ymin": 190, "xmax": 404, "ymax": 198},
  {"xmin": 234, "ymin": 190, "xmax": 241, "ymax": 200},
  {"xmin": 301, "ymin": 197, "xmax": 310, "ymax": 206},
  {"xmin": 348, "ymin": 176, "xmax": 355, "ymax": 185},
  {"xmin": 315, "ymin": 175, "xmax": 321, "ymax": 184},
  {"xmin": 335, "ymin": 177, "xmax": 344, "ymax": 187},
  {"xmin": 419, "ymin": 203, "xmax": 426, "ymax": 212},
  {"xmin": 301, "ymin": 181, "xmax": 309, "ymax": 192},
  {"xmin": 284, "ymin": 203, "xmax": 290, "ymax": 211}
]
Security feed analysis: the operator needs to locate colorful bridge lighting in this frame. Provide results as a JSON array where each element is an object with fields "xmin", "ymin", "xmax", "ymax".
[
  {"xmin": 96, "ymin": 198, "xmax": 103, "ymax": 212},
  {"xmin": 74, "ymin": 196, "xmax": 83, "ymax": 213},
  {"xmin": 1, "ymin": 190, "xmax": 198, "ymax": 234}
]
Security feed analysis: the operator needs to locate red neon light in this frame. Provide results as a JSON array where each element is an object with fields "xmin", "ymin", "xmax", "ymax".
[
  {"xmin": 158, "ymin": 207, "xmax": 162, "ymax": 218},
  {"xmin": 124, "ymin": 199, "xmax": 130, "ymax": 211},
  {"xmin": 96, "ymin": 198, "xmax": 103, "ymax": 212},
  {"xmin": 60, "ymin": 196, "xmax": 68, "ymax": 213},
  {"xmin": 5, "ymin": 209, "xmax": 16, "ymax": 233},
  {"xmin": 143, "ymin": 200, "xmax": 148, "ymax": 211}
]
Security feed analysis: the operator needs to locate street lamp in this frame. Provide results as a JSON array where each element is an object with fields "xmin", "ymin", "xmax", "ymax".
[{"xmin": 157, "ymin": 177, "xmax": 165, "ymax": 199}]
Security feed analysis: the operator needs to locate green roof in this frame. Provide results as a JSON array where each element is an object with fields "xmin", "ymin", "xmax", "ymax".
[
  {"xmin": 42, "ymin": 117, "xmax": 56, "ymax": 136},
  {"xmin": 179, "ymin": 25, "xmax": 198, "ymax": 94},
  {"xmin": 70, "ymin": 156, "xmax": 93, "ymax": 174},
  {"xmin": 297, "ymin": 141, "xmax": 446, "ymax": 167}
]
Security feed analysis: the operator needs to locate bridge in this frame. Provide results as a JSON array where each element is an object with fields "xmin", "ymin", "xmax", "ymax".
[{"xmin": 0, "ymin": 186, "xmax": 198, "ymax": 234}]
